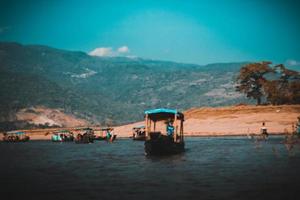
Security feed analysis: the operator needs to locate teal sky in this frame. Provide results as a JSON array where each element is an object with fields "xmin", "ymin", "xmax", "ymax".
[{"xmin": 0, "ymin": 0, "xmax": 299, "ymax": 65}]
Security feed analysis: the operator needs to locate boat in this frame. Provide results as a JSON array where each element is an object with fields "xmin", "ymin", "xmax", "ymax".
[
  {"xmin": 74, "ymin": 128, "xmax": 95, "ymax": 144},
  {"xmin": 94, "ymin": 128, "xmax": 117, "ymax": 142},
  {"xmin": 51, "ymin": 130, "xmax": 74, "ymax": 142},
  {"xmin": 144, "ymin": 108, "xmax": 185, "ymax": 156},
  {"xmin": 2, "ymin": 131, "xmax": 30, "ymax": 142},
  {"xmin": 132, "ymin": 125, "xmax": 146, "ymax": 141},
  {"xmin": 93, "ymin": 128, "xmax": 107, "ymax": 141}
]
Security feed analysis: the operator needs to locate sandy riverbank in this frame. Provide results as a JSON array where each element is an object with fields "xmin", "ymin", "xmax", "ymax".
[{"xmin": 1, "ymin": 105, "xmax": 299, "ymax": 140}]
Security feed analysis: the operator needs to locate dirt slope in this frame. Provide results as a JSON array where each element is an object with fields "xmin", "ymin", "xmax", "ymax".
[
  {"xmin": 16, "ymin": 107, "xmax": 88, "ymax": 127},
  {"xmin": 183, "ymin": 105, "xmax": 300, "ymax": 136}
]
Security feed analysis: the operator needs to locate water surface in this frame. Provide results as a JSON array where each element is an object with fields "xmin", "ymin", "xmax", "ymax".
[{"xmin": 1, "ymin": 137, "xmax": 300, "ymax": 200}]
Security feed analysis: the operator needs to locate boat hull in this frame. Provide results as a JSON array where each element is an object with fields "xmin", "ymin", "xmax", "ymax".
[
  {"xmin": 133, "ymin": 135, "xmax": 146, "ymax": 141},
  {"xmin": 3, "ymin": 136, "xmax": 30, "ymax": 142},
  {"xmin": 94, "ymin": 136, "xmax": 106, "ymax": 141},
  {"xmin": 74, "ymin": 134, "xmax": 94, "ymax": 144},
  {"xmin": 144, "ymin": 136, "xmax": 184, "ymax": 156},
  {"xmin": 94, "ymin": 135, "xmax": 117, "ymax": 142}
]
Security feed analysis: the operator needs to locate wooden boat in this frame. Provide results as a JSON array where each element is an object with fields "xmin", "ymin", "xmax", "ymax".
[
  {"xmin": 51, "ymin": 130, "xmax": 74, "ymax": 142},
  {"xmin": 94, "ymin": 128, "xmax": 117, "ymax": 142},
  {"xmin": 74, "ymin": 128, "xmax": 94, "ymax": 144},
  {"xmin": 93, "ymin": 128, "xmax": 108, "ymax": 141},
  {"xmin": 2, "ymin": 131, "xmax": 30, "ymax": 142},
  {"xmin": 132, "ymin": 126, "xmax": 146, "ymax": 141},
  {"xmin": 144, "ymin": 108, "xmax": 185, "ymax": 156}
]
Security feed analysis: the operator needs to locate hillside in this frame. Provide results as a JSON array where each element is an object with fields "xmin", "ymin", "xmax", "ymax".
[{"xmin": 0, "ymin": 42, "xmax": 258, "ymax": 130}]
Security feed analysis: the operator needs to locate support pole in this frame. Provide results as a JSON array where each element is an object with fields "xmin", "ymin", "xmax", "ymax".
[
  {"xmin": 180, "ymin": 120, "xmax": 184, "ymax": 142},
  {"xmin": 145, "ymin": 114, "xmax": 149, "ymax": 138},
  {"xmin": 174, "ymin": 112, "xmax": 177, "ymax": 142}
]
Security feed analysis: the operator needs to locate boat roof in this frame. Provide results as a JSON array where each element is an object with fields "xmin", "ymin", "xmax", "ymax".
[
  {"xmin": 133, "ymin": 125, "xmax": 145, "ymax": 129},
  {"xmin": 75, "ymin": 127, "xmax": 93, "ymax": 130},
  {"xmin": 144, "ymin": 108, "xmax": 184, "ymax": 120},
  {"xmin": 6, "ymin": 131, "xmax": 25, "ymax": 135},
  {"xmin": 101, "ymin": 127, "xmax": 114, "ymax": 131}
]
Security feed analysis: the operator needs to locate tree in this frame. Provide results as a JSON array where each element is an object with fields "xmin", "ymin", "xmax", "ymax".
[
  {"xmin": 236, "ymin": 62, "xmax": 273, "ymax": 105},
  {"xmin": 263, "ymin": 64, "xmax": 300, "ymax": 104}
]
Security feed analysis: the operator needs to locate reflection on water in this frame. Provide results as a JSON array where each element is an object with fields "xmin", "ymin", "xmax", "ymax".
[{"xmin": 1, "ymin": 136, "xmax": 300, "ymax": 200}]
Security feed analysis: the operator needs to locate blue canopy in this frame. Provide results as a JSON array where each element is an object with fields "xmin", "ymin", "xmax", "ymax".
[
  {"xmin": 7, "ymin": 131, "xmax": 25, "ymax": 135},
  {"xmin": 144, "ymin": 108, "xmax": 184, "ymax": 120},
  {"xmin": 145, "ymin": 108, "xmax": 177, "ymax": 115}
]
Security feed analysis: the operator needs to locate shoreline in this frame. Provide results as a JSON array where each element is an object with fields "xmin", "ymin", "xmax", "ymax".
[
  {"xmin": 0, "ymin": 130, "xmax": 293, "ymax": 141},
  {"xmin": 0, "ymin": 134, "xmax": 290, "ymax": 142},
  {"xmin": 1, "ymin": 104, "xmax": 299, "ymax": 141}
]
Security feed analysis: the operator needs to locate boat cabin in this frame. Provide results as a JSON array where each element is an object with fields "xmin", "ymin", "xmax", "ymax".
[
  {"xmin": 145, "ymin": 108, "xmax": 184, "ymax": 142},
  {"xmin": 51, "ymin": 130, "xmax": 74, "ymax": 142},
  {"xmin": 132, "ymin": 125, "xmax": 146, "ymax": 140},
  {"xmin": 99, "ymin": 127, "xmax": 116, "ymax": 142},
  {"xmin": 74, "ymin": 127, "xmax": 95, "ymax": 143},
  {"xmin": 144, "ymin": 108, "xmax": 185, "ymax": 155}
]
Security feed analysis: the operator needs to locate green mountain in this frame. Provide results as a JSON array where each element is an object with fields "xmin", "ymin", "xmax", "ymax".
[{"xmin": 0, "ymin": 42, "xmax": 252, "ymax": 129}]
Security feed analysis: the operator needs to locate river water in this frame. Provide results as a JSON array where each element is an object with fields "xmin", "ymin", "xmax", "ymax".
[{"xmin": 1, "ymin": 137, "xmax": 300, "ymax": 200}]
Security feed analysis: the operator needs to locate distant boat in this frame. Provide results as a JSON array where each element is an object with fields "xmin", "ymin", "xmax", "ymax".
[
  {"xmin": 132, "ymin": 125, "xmax": 146, "ymax": 141},
  {"xmin": 2, "ymin": 131, "xmax": 30, "ymax": 142},
  {"xmin": 94, "ymin": 128, "xmax": 117, "ymax": 142},
  {"xmin": 74, "ymin": 128, "xmax": 95, "ymax": 144},
  {"xmin": 144, "ymin": 108, "xmax": 185, "ymax": 156},
  {"xmin": 51, "ymin": 130, "xmax": 74, "ymax": 142}
]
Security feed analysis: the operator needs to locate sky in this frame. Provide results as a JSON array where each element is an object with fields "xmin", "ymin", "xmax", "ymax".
[{"xmin": 0, "ymin": 0, "xmax": 299, "ymax": 65}]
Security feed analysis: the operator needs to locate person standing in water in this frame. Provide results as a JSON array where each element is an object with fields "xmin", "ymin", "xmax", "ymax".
[{"xmin": 260, "ymin": 122, "xmax": 268, "ymax": 137}]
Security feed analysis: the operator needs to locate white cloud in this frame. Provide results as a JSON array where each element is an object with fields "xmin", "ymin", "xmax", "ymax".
[
  {"xmin": 286, "ymin": 59, "xmax": 300, "ymax": 66},
  {"xmin": 89, "ymin": 47, "xmax": 114, "ymax": 57},
  {"xmin": 117, "ymin": 46, "xmax": 130, "ymax": 53},
  {"xmin": 89, "ymin": 45, "xmax": 131, "ymax": 57}
]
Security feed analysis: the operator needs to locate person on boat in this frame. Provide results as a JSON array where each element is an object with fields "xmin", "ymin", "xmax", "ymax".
[
  {"xmin": 139, "ymin": 127, "xmax": 145, "ymax": 136},
  {"xmin": 106, "ymin": 129, "xmax": 112, "ymax": 139},
  {"xmin": 260, "ymin": 122, "xmax": 268, "ymax": 137},
  {"xmin": 166, "ymin": 121, "xmax": 174, "ymax": 137}
]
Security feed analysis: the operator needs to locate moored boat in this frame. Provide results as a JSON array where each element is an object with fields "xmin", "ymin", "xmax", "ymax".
[
  {"xmin": 144, "ymin": 108, "xmax": 185, "ymax": 156},
  {"xmin": 132, "ymin": 125, "xmax": 146, "ymax": 141},
  {"xmin": 94, "ymin": 128, "xmax": 117, "ymax": 142},
  {"xmin": 51, "ymin": 130, "xmax": 74, "ymax": 142},
  {"xmin": 74, "ymin": 128, "xmax": 95, "ymax": 144},
  {"xmin": 2, "ymin": 131, "xmax": 30, "ymax": 142}
]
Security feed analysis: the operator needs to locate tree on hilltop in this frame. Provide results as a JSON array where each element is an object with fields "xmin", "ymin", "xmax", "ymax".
[
  {"xmin": 236, "ymin": 62, "xmax": 300, "ymax": 105},
  {"xmin": 263, "ymin": 64, "xmax": 300, "ymax": 104},
  {"xmin": 236, "ymin": 61, "xmax": 273, "ymax": 105}
]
